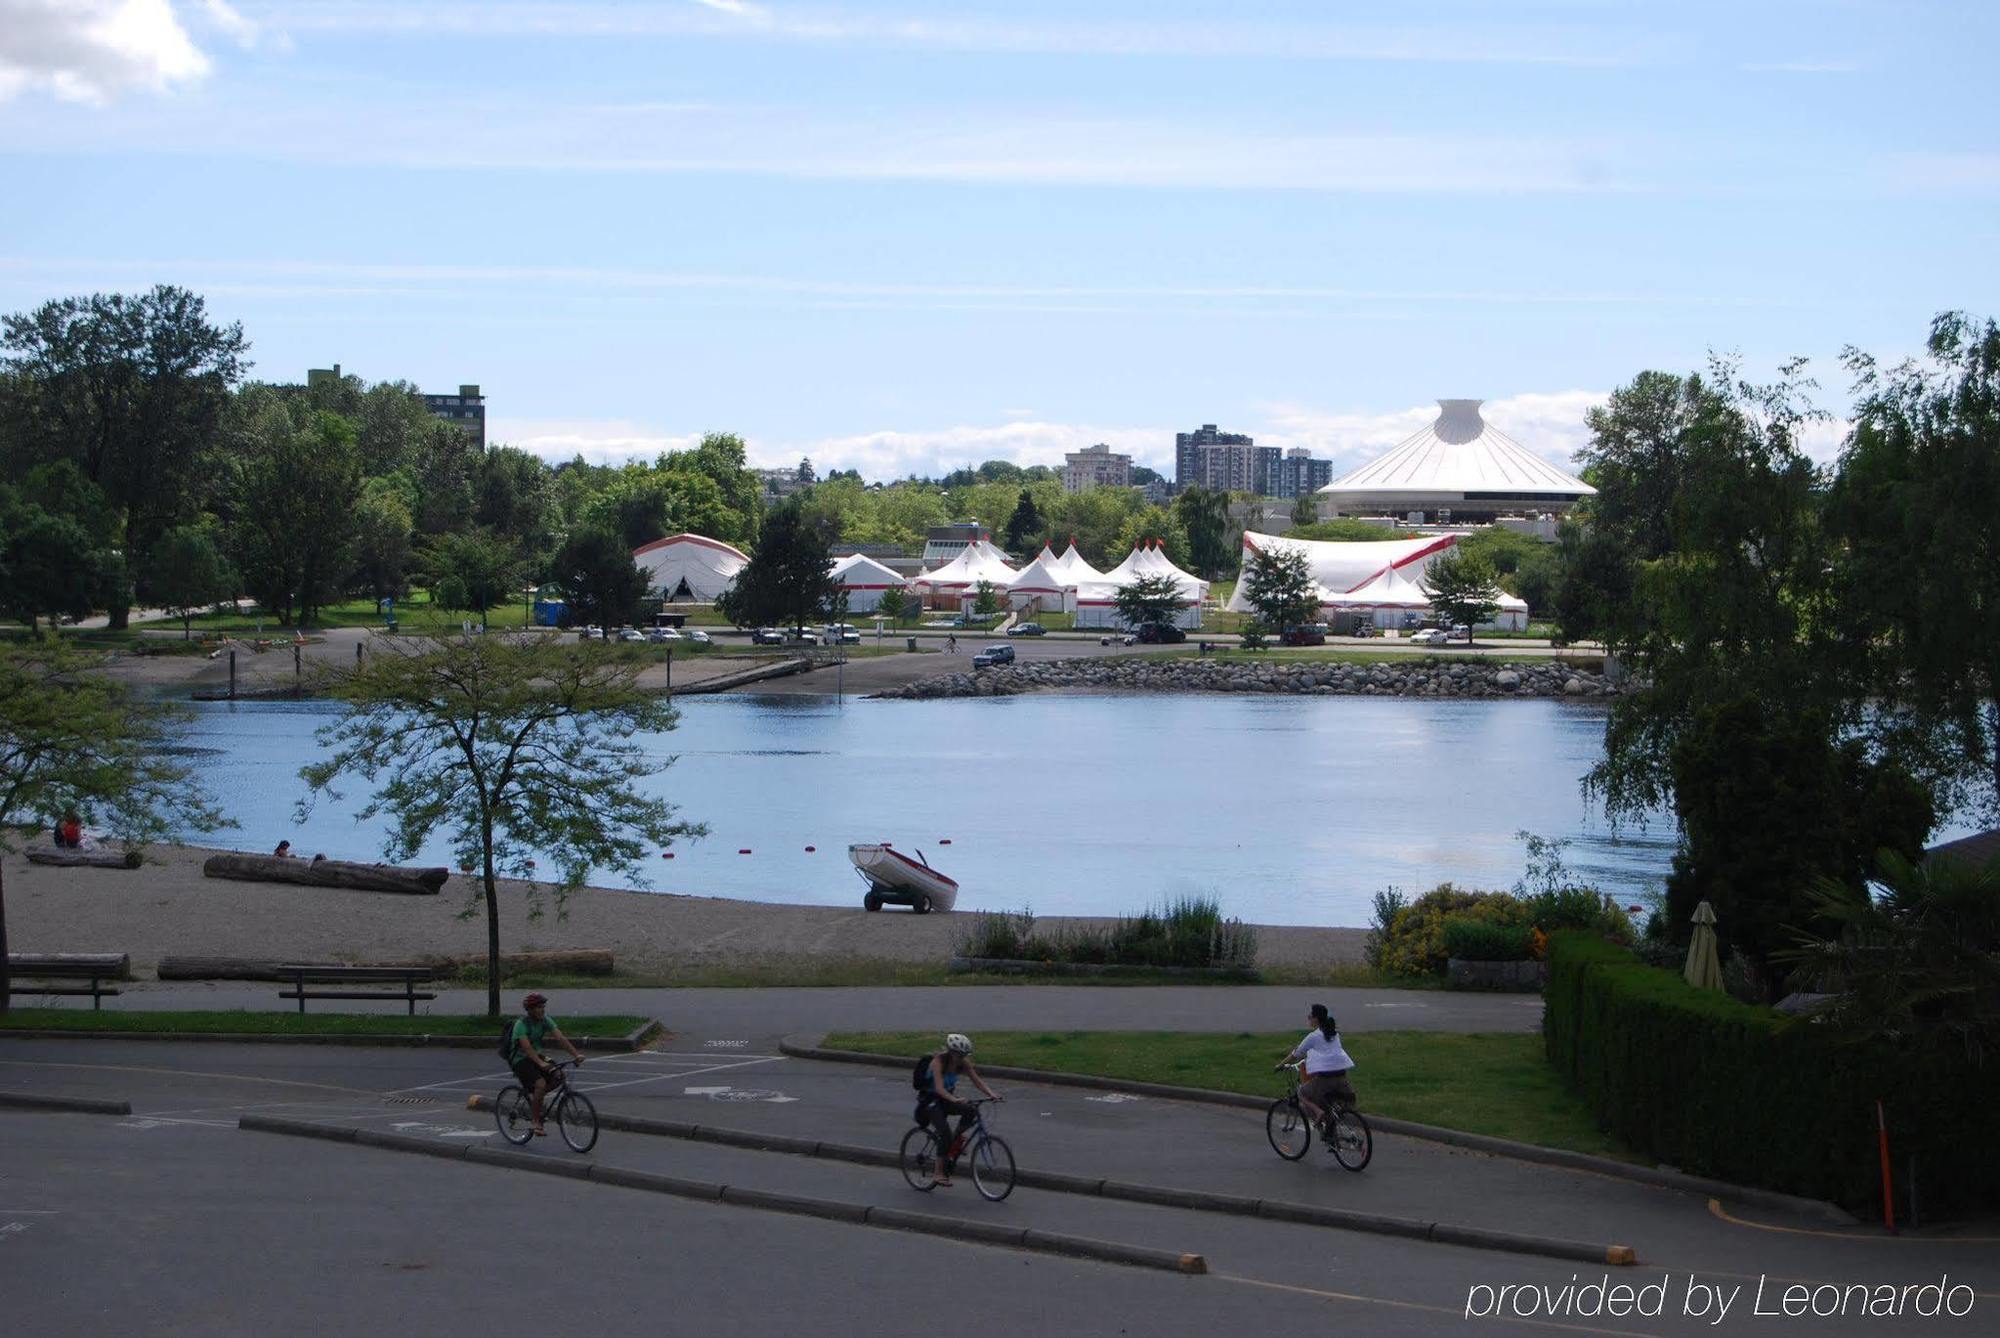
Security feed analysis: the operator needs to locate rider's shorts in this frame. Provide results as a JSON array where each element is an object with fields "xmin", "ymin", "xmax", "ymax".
[{"xmin": 1302, "ymin": 1070, "xmax": 1357, "ymax": 1109}]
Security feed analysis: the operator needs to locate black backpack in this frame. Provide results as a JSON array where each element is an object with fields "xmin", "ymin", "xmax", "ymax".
[
  {"xmin": 912, "ymin": 1052, "xmax": 936, "ymax": 1093},
  {"xmin": 498, "ymin": 1019, "xmax": 518, "ymax": 1062}
]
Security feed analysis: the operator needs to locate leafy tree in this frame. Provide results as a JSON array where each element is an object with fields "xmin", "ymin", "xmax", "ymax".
[
  {"xmin": 796, "ymin": 457, "xmax": 815, "ymax": 484},
  {"xmin": 971, "ymin": 578, "xmax": 1001, "ymax": 618},
  {"xmin": 716, "ymin": 498, "xmax": 838, "ymax": 630},
  {"xmin": 1173, "ymin": 484, "xmax": 1232, "ymax": 578},
  {"xmin": 409, "ymin": 419, "xmax": 477, "ymax": 535},
  {"xmin": 354, "ymin": 380, "xmax": 435, "ymax": 476},
  {"xmin": 1288, "ymin": 492, "xmax": 1320, "ymax": 528},
  {"xmin": 302, "ymin": 633, "xmax": 703, "ymax": 1017},
  {"xmin": 232, "ymin": 408, "xmax": 361, "ymax": 625},
  {"xmin": 1112, "ymin": 573, "xmax": 1185, "ymax": 629},
  {"xmin": 1004, "ymin": 488, "xmax": 1043, "ymax": 552},
  {"xmin": 351, "ymin": 482, "xmax": 415, "ymax": 611},
  {"xmin": 876, "ymin": 587, "xmax": 913, "ymax": 626},
  {"xmin": 1112, "ymin": 507, "xmax": 1189, "ymax": 568},
  {"xmin": 1240, "ymin": 542, "xmax": 1319, "ymax": 631},
  {"xmin": 475, "ymin": 446, "xmax": 554, "ymax": 554},
  {"xmin": 667, "ymin": 432, "xmax": 762, "ymax": 549},
  {"xmin": 0, "ymin": 639, "xmax": 228, "ymax": 1009},
  {"xmin": 1130, "ymin": 464, "xmax": 1164, "ymax": 487},
  {"xmin": 426, "ymin": 530, "xmax": 522, "ymax": 629},
  {"xmin": 550, "ymin": 528, "xmax": 647, "ymax": 629},
  {"xmin": 1238, "ymin": 618, "xmax": 1270, "ymax": 651},
  {"xmin": 0, "ymin": 286, "xmax": 248, "ymax": 627},
  {"xmin": 1420, "ymin": 548, "xmax": 1501, "ymax": 639},
  {"xmin": 143, "ymin": 524, "xmax": 233, "ymax": 638},
  {"xmin": 0, "ymin": 508, "xmax": 117, "ymax": 633},
  {"xmin": 1286, "ymin": 518, "xmax": 1407, "ymax": 542},
  {"xmin": 1831, "ymin": 312, "xmax": 2000, "ymax": 814}
]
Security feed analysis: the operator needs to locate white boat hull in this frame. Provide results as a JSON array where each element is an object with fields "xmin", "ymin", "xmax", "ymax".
[{"xmin": 848, "ymin": 843, "xmax": 959, "ymax": 913}]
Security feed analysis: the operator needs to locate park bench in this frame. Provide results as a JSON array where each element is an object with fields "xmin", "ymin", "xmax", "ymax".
[
  {"xmin": 5, "ymin": 953, "xmax": 130, "ymax": 1010},
  {"xmin": 277, "ymin": 964, "xmax": 436, "ymax": 1015}
]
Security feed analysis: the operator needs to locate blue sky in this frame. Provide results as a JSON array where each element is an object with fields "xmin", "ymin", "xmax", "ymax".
[{"xmin": 3, "ymin": 0, "xmax": 1996, "ymax": 479}]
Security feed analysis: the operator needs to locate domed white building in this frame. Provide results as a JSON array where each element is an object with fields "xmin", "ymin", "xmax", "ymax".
[{"xmin": 1317, "ymin": 399, "xmax": 1595, "ymax": 523}]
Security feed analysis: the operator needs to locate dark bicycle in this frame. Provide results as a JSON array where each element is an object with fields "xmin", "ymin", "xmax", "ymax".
[
  {"xmin": 495, "ymin": 1057, "xmax": 598, "ymax": 1153},
  {"xmin": 1267, "ymin": 1064, "xmax": 1371, "ymax": 1170},
  {"xmin": 900, "ymin": 1098, "xmax": 1014, "ymax": 1201}
]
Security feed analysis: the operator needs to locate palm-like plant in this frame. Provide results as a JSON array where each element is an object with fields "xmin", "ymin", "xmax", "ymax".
[{"xmin": 1781, "ymin": 849, "xmax": 2000, "ymax": 1062}]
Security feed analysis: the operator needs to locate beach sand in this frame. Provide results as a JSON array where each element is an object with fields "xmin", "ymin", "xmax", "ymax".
[{"xmin": 4, "ymin": 844, "xmax": 1367, "ymax": 977}]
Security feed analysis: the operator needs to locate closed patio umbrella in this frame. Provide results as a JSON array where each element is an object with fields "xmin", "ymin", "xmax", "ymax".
[{"xmin": 1683, "ymin": 900, "xmax": 1723, "ymax": 992}]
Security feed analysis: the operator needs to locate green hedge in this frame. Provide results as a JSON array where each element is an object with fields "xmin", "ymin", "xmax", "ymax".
[
  {"xmin": 1442, "ymin": 917, "xmax": 1533, "ymax": 962},
  {"xmin": 1545, "ymin": 931, "xmax": 2000, "ymax": 1215}
]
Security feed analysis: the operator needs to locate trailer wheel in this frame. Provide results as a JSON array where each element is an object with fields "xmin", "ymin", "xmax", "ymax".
[
  {"xmin": 912, "ymin": 893, "xmax": 932, "ymax": 915},
  {"xmin": 864, "ymin": 891, "xmax": 883, "ymax": 912}
]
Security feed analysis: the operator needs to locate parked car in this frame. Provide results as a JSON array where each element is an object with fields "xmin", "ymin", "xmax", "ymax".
[
  {"xmin": 615, "ymin": 627, "xmax": 647, "ymax": 643},
  {"xmin": 1007, "ymin": 622, "xmax": 1047, "ymax": 637},
  {"xmin": 972, "ymin": 644, "xmax": 1015, "ymax": 668},
  {"xmin": 574, "ymin": 625, "xmax": 602, "ymax": 640},
  {"xmin": 750, "ymin": 627, "xmax": 784, "ymax": 645},
  {"xmin": 822, "ymin": 623, "xmax": 862, "ymax": 645},
  {"xmin": 682, "ymin": 627, "xmax": 713, "ymax": 645},
  {"xmin": 1410, "ymin": 628, "xmax": 1450, "ymax": 646},
  {"xmin": 1350, "ymin": 623, "xmax": 1379, "ymax": 638},
  {"xmin": 1280, "ymin": 623, "xmax": 1328, "ymax": 647},
  {"xmin": 647, "ymin": 626, "xmax": 682, "ymax": 643},
  {"xmin": 780, "ymin": 627, "xmax": 821, "ymax": 646},
  {"xmin": 1130, "ymin": 622, "xmax": 1186, "ymax": 644},
  {"xmin": 1449, "ymin": 624, "xmax": 1471, "ymax": 640}
]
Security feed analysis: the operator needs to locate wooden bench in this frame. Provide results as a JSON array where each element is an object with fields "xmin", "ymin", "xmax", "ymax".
[
  {"xmin": 277, "ymin": 964, "xmax": 437, "ymax": 1015},
  {"xmin": 6, "ymin": 953, "xmax": 130, "ymax": 1010}
]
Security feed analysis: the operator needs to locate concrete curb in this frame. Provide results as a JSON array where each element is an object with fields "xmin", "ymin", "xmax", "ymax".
[
  {"xmin": 237, "ymin": 1113, "xmax": 1205, "ymax": 1275},
  {"xmin": 780, "ymin": 1037, "xmax": 1854, "ymax": 1227},
  {"xmin": 466, "ymin": 1095, "xmax": 1635, "ymax": 1267},
  {"xmin": 0, "ymin": 1019, "xmax": 662, "ymax": 1051},
  {"xmin": 0, "ymin": 1090, "xmax": 133, "ymax": 1116}
]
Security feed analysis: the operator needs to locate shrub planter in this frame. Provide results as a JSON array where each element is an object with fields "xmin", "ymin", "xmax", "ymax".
[
  {"xmin": 949, "ymin": 956, "xmax": 1257, "ymax": 980},
  {"xmin": 1447, "ymin": 958, "xmax": 1546, "ymax": 991}
]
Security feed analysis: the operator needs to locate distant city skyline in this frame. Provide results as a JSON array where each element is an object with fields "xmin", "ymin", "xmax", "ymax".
[{"xmin": 2, "ymin": 1, "xmax": 1992, "ymax": 481}]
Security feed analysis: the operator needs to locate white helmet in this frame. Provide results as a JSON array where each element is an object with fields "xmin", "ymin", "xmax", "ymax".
[{"xmin": 944, "ymin": 1033, "xmax": 973, "ymax": 1056}]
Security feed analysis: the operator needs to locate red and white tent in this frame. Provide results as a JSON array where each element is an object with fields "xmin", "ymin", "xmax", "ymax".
[
  {"xmin": 1224, "ymin": 531, "xmax": 1456, "ymax": 614},
  {"xmin": 1005, "ymin": 545, "xmax": 1077, "ymax": 612},
  {"xmin": 1075, "ymin": 540, "xmax": 1207, "ymax": 629},
  {"xmin": 633, "ymin": 533, "xmax": 750, "ymax": 603},
  {"xmin": 828, "ymin": 553, "xmax": 907, "ymax": 613},
  {"xmin": 908, "ymin": 538, "xmax": 1017, "ymax": 608}
]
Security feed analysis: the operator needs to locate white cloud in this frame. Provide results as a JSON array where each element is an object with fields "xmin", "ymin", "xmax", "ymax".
[
  {"xmin": 0, "ymin": 0, "xmax": 210, "ymax": 103},
  {"xmin": 766, "ymin": 421, "xmax": 1174, "ymax": 480},
  {"xmin": 490, "ymin": 417, "xmax": 704, "ymax": 466}
]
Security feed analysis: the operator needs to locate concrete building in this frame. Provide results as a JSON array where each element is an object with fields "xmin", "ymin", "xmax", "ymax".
[
  {"xmin": 1061, "ymin": 443, "xmax": 1133, "ymax": 493},
  {"xmin": 1175, "ymin": 423, "xmax": 1279, "ymax": 495},
  {"xmin": 422, "ymin": 384, "xmax": 486, "ymax": 449},
  {"xmin": 1318, "ymin": 399, "xmax": 1594, "ymax": 523},
  {"xmin": 1270, "ymin": 447, "xmax": 1334, "ymax": 499}
]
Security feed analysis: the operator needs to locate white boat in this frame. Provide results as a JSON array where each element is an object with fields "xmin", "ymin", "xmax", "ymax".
[{"xmin": 849, "ymin": 843, "xmax": 959, "ymax": 914}]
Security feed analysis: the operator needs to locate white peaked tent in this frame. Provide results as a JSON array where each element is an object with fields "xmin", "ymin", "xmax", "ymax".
[
  {"xmin": 1054, "ymin": 540, "xmax": 1104, "ymax": 584},
  {"xmin": 1318, "ymin": 399, "xmax": 1595, "ymax": 519},
  {"xmin": 1332, "ymin": 563, "xmax": 1434, "ymax": 628},
  {"xmin": 1006, "ymin": 545, "xmax": 1076, "ymax": 612},
  {"xmin": 1075, "ymin": 540, "xmax": 1206, "ymax": 629},
  {"xmin": 909, "ymin": 538, "xmax": 1017, "ymax": 607},
  {"xmin": 828, "ymin": 552, "xmax": 907, "ymax": 613},
  {"xmin": 1226, "ymin": 531, "xmax": 1457, "ymax": 613},
  {"xmin": 633, "ymin": 533, "xmax": 750, "ymax": 603}
]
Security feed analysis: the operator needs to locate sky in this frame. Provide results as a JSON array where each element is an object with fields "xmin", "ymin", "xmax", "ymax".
[{"xmin": 2, "ymin": 0, "xmax": 1996, "ymax": 481}]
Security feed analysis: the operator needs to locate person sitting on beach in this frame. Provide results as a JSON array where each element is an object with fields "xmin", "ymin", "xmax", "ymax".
[
  {"xmin": 509, "ymin": 992, "xmax": 585, "ymax": 1136},
  {"xmin": 55, "ymin": 811, "xmax": 83, "ymax": 849},
  {"xmin": 915, "ymin": 1033, "xmax": 1000, "ymax": 1186},
  {"xmin": 273, "ymin": 840, "xmax": 293, "ymax": 857}
]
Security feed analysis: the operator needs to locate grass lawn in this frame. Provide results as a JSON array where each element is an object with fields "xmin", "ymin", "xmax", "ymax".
[
  {"xmin": 0, "ymin": 1009, "xmax": 653, "ymax": 1038},
  {"xmin": 824, "ymin": 1028, "xmax": 1631, "ymax": 1159},
  {"xmin": 132, "ymin": 591, "xmax": 539, "ymax": 633}
]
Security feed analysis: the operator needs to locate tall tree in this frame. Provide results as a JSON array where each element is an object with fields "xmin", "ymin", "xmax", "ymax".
[
  {"xmin": 233, "ymin": 409, "xmax": 362, "ymax": 626},
  {"xmin": 716, "ymin": 498, "xmax": 838, "ymax": 630},
  {"xmin": 475, "ymin": 446, "xmax": 555, "ymax": 554},
  {"xmin": 0, "ymin": 509, "xmax": 117, "ymax": 633},
  {"xmin": 0, "ymin": 286, "xmax": 248, "ymax": 627},
  {"xmin": 550, "ymin": 529, "xmax": 647, "ymax": 629},
  {"xmin": 1112, "ymin": 573, "xmax": 1186, "ymax": 629},
  {"xmin": 425, "ymin": 530, "xmax": 522, "ymax": 629},
  {"xmin": 1420, "ymin": 548, "xmax": 1502, "ymax": 639},
  {"xmin": 351, "ymin": 481, "xmax": 415, "ymax": 612},
  {"xmin": 1173, "ymin": 484, "xmax": 1232, "ymax": 578},
  {"xmin": 0, "ymin": 640, "xmax": 228, "ymax": 1010},
  {"xmin": 1831, "ymin": 312, "xmax": 2000, "ymax": 815},
  {"xmin": 409, "ymin": 419, "xmax": 477, "ymax": 535},
  {"xmin": 1288, "ymin": 491, "xmax": 1320, "ymax": 529},
  {"xmin": 302, "ymin": 633, "xmax": 703, "ymax": 1017},
  {"xmin": 1239, "ymin": 543, "xmax": 1319, "ymax": 631},
  {"xmin": 142, "ymin": 524, "xmax": 234, "ymax": 639},
  {"xmin": 1004, "ymin": 488, "xmax": 1043, "ymax": 552}
]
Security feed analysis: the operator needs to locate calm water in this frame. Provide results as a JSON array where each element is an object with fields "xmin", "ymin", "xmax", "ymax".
[{"xmin": 169, "ymin": 693, "xmax": 1709, "ymax": 927}]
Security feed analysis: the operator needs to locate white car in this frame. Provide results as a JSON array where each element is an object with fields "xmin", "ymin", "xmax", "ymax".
[
  {"xmin": 682, "ymin": 627, "xmax": 713, "ymax": 645},
  {"xmin": 647, "ymin": 627, "xmax": 682, "ymax": 643},
  {"xmin": 616, "ymin": 627, "xmax": 647, "ymax": 643},
  {"xmin": 1410, "ymin": 628, "xmax": 1450, "ymax": 647}
]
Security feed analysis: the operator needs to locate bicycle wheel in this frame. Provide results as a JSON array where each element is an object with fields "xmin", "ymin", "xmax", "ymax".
[
  {"xmin": 557, "ymin": 1086, "xmax": 599, "ymax": 1153},
  {"xmin": 970, "ymin": 1134, "xmax": 1016, "ymax": 1202},
  {"xmin": 1266, "ymin": 1097, "xmax": 1311, "ymax": 1160},
  {"xmin": 1329, "ymin": 1107, "xmax": 1372, "ymax": 1172},
  {"xmin": 899, "ymin": 1125, "xmax": 939, "ymax": 1191},
  {"xmin": 494, "ymin": 1086, "xmax": 534, "ymax": 1145}
]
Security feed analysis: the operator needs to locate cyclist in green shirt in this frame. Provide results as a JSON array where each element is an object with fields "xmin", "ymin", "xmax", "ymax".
[{"xmin": 510, "ymin": 992, "xmax": 584, "ymax": 1136}]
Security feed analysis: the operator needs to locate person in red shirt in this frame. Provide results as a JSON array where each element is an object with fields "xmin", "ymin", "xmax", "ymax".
[{"xmin": 55, "ymin": 811, "xmax": 83, "ymax": 848}]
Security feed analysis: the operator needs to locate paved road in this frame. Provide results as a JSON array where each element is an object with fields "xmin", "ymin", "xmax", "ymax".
[
  {"xmin": 5, "ymin": 1035, "xmax": 1992, "ymax": 1335},
  {"xmin": 24, "ymin": 982, "xmax": 1546, "ymax": 1040}
]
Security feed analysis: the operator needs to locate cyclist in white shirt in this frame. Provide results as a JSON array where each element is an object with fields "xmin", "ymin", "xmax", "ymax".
[{"xmin": 1277, "ymin": 1003, "xmax": 1357, "ymax": 1136}]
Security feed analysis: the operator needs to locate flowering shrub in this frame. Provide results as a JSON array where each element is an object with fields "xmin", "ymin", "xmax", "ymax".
[{"xmin": 1375, "ymin": 884, "xmax": 1532, "ymax": 977}]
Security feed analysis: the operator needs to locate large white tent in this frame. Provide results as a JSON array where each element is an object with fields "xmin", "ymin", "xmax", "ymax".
[
  {"xmin": 1317, "ymin": 399, "xmax": 1595, "ymax": 520},
  {"xmin": 1005, "ymin": 545, "xmax": 1076, "ymax": 613},
  {"xmin": 908, "ymin": 538, "xmax": 1017, "ymax": 608},
  {"xmin": 633, "ymin": 533, "xmax": 749, "ymax": 603},
  {"xmin": 828, "ymin": 552, "xmax": 907, "ymax": 613},
  {"xmin": 1052, "ymin": 539, "xmax": 1104, "ymax": 584},
  {"xmin": 1075, "ymin": 540, "xmax": 1207, "ymax": 629},
  {"xmin": 1225, "ymin": 531, "xmax": 1457, "ymax": 614}
]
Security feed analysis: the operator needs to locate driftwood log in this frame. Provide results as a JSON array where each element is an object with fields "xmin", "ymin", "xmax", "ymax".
[
  {"xmin": 422, "ymin": 949, "xmax": 614, "ymax": 977},
  {"xmin": 155, "ymin": 956, "xmax": 300, "ymax": 981},
  {"xmin": 26, "ymin": 847, "xmax": 142, "ymax": 870},
  {"xmin": 157, "ymin": 949, "xmax": 614, "ymax": 981},
  {"xmin": 201, "ymin": 853, "xmax": 448, "ymax": 896}
]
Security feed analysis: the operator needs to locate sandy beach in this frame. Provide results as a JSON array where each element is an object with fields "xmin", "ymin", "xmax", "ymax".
[{"xmin": 4, "ymin": 843, "xmax": 1368, "ymax": 978}]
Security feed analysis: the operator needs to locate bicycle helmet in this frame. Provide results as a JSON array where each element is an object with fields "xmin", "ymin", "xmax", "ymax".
[
  {"xmin": 945, "ymin": 1032, "xmax": 973, "ymax": 1056},
  {"xmin": 522, "ymin": 992, "xmax": 549, "ymax": 1009}
]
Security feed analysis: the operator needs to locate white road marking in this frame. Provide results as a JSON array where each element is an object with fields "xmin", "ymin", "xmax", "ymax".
[{"xmin": 1084, "ymin": 1094, "xmax": 1142, "ymax": 1104}]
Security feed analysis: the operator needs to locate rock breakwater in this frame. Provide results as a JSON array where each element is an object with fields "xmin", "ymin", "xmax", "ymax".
[{"xmin": 881, "ymin": 655, "xmax": 1617, "ymax": 700}]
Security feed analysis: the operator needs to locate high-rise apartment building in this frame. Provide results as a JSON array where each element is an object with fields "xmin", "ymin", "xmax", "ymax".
[
  {"xmin": 1270, "ymin": 447, "xmax": 1334, "ymax": 499},
  {"xmin": 1174, "ymin": 424, "xmax": 1279, "ymax": 494},
  {"xmin": 1061, "ymin": 443, "xmax": 1133, "ymax": 493},
  {"xmin": 422, "ymin": 384, "xmax": 486, "ymax": 450}
]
